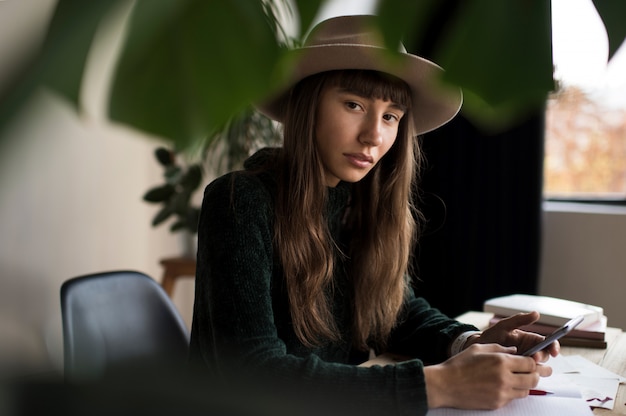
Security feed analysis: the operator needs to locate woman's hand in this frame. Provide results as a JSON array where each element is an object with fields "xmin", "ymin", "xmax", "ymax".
[
  {"xmin": 465, "ymin": 311, "xmax": 560, "ymax": 362},
  {"xmin": 424, "ymin": 343, "xmax": 552, "ymax": 409}
]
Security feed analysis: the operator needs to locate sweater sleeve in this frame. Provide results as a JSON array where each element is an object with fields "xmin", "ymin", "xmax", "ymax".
[
  {"xmin": 190, "ymin": 173, "xmax": 443, "ymax": 416},
  {"xmin": 386, "ymin": 290, "xmax": 480, "ymax": 364}
]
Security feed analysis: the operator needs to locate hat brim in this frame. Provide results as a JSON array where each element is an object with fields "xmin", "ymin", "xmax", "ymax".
[{"xmin": 257, "ymin": 44, "xmax": 463, "ymax": 136}]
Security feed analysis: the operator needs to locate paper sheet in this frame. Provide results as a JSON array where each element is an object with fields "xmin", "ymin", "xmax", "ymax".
[
  {"xmin": 427, "ymin": 374, "xmax": 593, "ymax": 416},
  {"xmin": 547, "ymin": 354, "xmax": 625, "ymax": 410},
  {"xmin": 534, "ymin": 373, "xmax": 584, "ymax": 397},
  {"xmin": 426, "ymin": 355, "xmax": 625, "ymax": 415},
  {"xmin": 557, "ymin": 354, "xmax": 626, "ymax": 382},
  {"xmin": 426, "ymin": 396, "xmax": 594, "ymax": 416}
]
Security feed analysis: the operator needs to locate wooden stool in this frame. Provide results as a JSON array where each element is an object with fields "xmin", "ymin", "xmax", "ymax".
[{"xmin": 159, "ymin": 257, "xmax": 196, "ymax": 297}]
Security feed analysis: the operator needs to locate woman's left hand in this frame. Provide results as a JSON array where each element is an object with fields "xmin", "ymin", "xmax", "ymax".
[{"xmin": 465, "ymin": 311, "xmax": 560, "ymax": 362}]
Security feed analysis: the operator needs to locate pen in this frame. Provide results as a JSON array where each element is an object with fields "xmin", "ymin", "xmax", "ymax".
[{"xmin": 529, "ymin": 389, "xmax": 553, "ymax": 396}]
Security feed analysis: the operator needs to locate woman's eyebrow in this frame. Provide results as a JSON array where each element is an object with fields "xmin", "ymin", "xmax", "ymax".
[
  {"xmin": 388, "ymin": 102, "xmax": 407, "ymax": 113},
  {"xmin": 337, "ymin": 88, "xmax": 407, "ymax": 113}
]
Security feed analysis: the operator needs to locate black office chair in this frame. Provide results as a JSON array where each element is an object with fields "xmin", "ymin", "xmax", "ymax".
[{"xmin": 60, "ymin": 270, "xmax": 190, "ymax": 381}]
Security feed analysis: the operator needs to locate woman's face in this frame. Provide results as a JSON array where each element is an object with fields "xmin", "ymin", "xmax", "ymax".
[{"xmin": 315, "ymin": 85, "xmax": 405, "ymax": 187}]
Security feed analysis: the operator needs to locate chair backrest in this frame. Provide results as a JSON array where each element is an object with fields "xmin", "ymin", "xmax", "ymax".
[{"xmin": 61, "ymin": 270, "xmax": 190, "ymax": 381}]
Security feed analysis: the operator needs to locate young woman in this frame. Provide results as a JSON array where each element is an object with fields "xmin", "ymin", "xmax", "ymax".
[{"xmin": 189, "ymin": 15, "xmax": 557, "ymax": 415}]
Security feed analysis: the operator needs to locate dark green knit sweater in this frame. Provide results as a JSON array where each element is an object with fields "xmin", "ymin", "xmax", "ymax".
[{"xmin": 189, "ymin": 149, "xmax": 477, "ymax": 415}]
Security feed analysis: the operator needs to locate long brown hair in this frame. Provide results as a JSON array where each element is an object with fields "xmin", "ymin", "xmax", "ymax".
[{"xmin": 273, "ymin": 70, "xmax": 422, "ymax": 350}]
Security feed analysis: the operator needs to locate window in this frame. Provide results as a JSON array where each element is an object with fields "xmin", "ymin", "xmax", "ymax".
[{"xmin": 544, "ymin": 0, "xmax": 626, "ymax": 201}]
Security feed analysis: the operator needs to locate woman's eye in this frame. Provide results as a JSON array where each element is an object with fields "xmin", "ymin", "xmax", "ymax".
[
  {"xmin": 383, "ymin": 113, "xmax": 399, "ymax": 122},
  {"xmin": 345, "ymin": 101, "xmax": 361, "ymax": 110}
]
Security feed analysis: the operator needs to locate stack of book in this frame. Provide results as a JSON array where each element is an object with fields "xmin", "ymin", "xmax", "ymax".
[{"xmin": 483, "ymin": 294, "xmax": 607, "ymax": 348}]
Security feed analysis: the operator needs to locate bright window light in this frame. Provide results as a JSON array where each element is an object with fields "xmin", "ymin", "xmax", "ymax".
[{"xmin": 545, "ymin": 0, "xmax": 626, "ymax": 199}]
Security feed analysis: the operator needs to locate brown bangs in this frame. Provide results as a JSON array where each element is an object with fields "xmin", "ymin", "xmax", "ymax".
[{"xmin": 323, "ymin": 70, "xmax": 412, "ymax": 112}]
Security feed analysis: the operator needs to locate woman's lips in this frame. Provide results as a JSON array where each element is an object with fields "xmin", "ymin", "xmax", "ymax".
[{"xmin": 344, "ymin": 153, "xmax": 374, "ymax": 168}]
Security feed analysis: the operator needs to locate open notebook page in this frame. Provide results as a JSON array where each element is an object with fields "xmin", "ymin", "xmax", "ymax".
[{"xmin": 426, "ymin": 375, "xmax": 593, "ymax": 416}]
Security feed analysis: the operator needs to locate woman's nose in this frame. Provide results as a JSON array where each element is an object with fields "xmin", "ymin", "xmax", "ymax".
[{"xmin": 359, "ymin": 116, "xmax": 383, "ymax": 146}]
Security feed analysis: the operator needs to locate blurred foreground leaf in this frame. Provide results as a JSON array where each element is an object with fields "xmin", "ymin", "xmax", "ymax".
[
  {"xmin": 592, "ymin": 0, "xmax": 626, "ymax": 61},
  {"xmin": 0, "ymin": 0, "xmax": 117, "ymax": 137},
  {"xmin": 376, "ymin": 0, "xmax": 439, "ymax": 54},
  {"xmin": 40, "ymin": 0, "xmax": 119, "ymax": 105},
  {"xmin": 435, "ymin": 0, "xmax": 554, "ymax": 130},
  {"xmin": 2, "ymin": 0, "xmax": 623, "ymax": 148},
  {"xmin": 108, "ymin": 0, "xmax": 286, "ymax": 150},
  {"xmin": 293, "ymin": 0, "xmax": 325, "ymax": 37}
]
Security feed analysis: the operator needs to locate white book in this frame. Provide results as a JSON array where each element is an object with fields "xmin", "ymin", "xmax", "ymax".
[{"xmin": 482, "ymin": 294, "xmax": 603, "ymax": 329}]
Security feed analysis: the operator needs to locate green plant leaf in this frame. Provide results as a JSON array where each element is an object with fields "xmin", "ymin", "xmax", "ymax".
[
  {"xmin": 435, "ymin": 0, "xmax": 553, "ymax": 128},
  {"xmin": 143, "ymin": 184, "xmax": 175, "ymax": 203},
  {"xmin": 170, "ymin": 192, "xmax": 190, "ymax": 215},
  {"xmin": 164, "ymin": 166, "xmax": 183, "ymax": 184},
  {"xmin": 180, "ymin": 165, "xmax": 203, "ymax": 191},
  {"xmin": 154, "ymin": 147, "xmax": 174, "ymax": 167},
  {"xmin": 0, "ymin": 0, "xmax": 117, "ymax": 141},
  {"xmin": 109, "ymin": 0, "xmax": 284, "ymax": 149},
  {"xmin": 376, "ymin": 0, "xmax": 439, "ymax": 53},
  {"xmin": 592, "ymin": 0, "xmax": 626, "ymax": 61},
  {"xmin": 292, "ymin": 0, "xmax": 324, "ymax": 36},
  {"xmin": 41, "ymin": 0, "xmax": 120, "ymax": 105},
  {"xmin": 169, "ymin": 220, "xmax": 188, "ymax": 232},
  {"xmin": 152, "ymin": 205, "xmax": 174, "ymax": 226}
]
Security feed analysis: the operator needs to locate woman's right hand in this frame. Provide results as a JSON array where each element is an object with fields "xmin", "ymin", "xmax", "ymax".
[{"xmin": 423, "ymin": 343, "xmax": 552, "ymax": 410}]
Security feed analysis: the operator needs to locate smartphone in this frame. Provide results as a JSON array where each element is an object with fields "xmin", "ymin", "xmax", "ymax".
[{"xmin": 520, "ymin": 315, "xmax": 585, "ymax": 356}]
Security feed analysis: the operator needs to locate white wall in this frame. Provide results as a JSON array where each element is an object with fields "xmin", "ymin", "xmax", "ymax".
[
  {"xmin": 0, "ymin": 0, "xmax": 197, "ymax": 377},
  {"xmin": 539, "ymin": 202, "xmax": 626, "ymax": 330}
]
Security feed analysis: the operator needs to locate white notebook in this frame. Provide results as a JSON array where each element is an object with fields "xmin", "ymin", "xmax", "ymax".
[
  {"xmin": 483, "ymin": 294, "xmax": 603, "ymax": 329},
  {"xmin": 426, "ymin": 396, "xmax": 593, "ymax": 416},
  {"xmin": 427, "ymin": 374, "xmax": 593, "ymax": 416}
]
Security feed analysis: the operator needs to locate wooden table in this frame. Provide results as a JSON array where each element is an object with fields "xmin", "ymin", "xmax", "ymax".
[
  {"xmin": 159, "ymin": 257, "xmax": 196, "ymax": 297},
  {"xmin": 457, "ymin": 311, "xmax": 626, "ymax": 415}
]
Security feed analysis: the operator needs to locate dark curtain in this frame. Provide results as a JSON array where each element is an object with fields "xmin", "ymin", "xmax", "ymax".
[
  {"xmin": 412, "ymin": 115, "xmax": 545, "ymax": 318},
  {"xmin": 408, "ymin": 3, "xmax": 546, "ymax": 318}
]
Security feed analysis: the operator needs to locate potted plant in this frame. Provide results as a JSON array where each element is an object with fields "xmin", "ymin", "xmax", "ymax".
[
  {"xmin": 143, "ymin": 147, "xmax": 203, "ymax": 256},
  {"xmin": 143, "ymin": 108, "xmax": 282, "ymax": 255}
]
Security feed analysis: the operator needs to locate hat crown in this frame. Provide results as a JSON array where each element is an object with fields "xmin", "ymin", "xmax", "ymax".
[
  {"xmin": 305, "ymin": 15, "xmax": 401, "ymax": 52},
  {"xmin": 258, "ymin": 15, "xmax": 462, "ymax": 135}
]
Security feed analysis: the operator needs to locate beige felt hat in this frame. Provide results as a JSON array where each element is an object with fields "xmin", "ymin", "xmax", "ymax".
[{"xmin": 258, "ymin": 15, "xmax": 463, "ymax": 135}]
